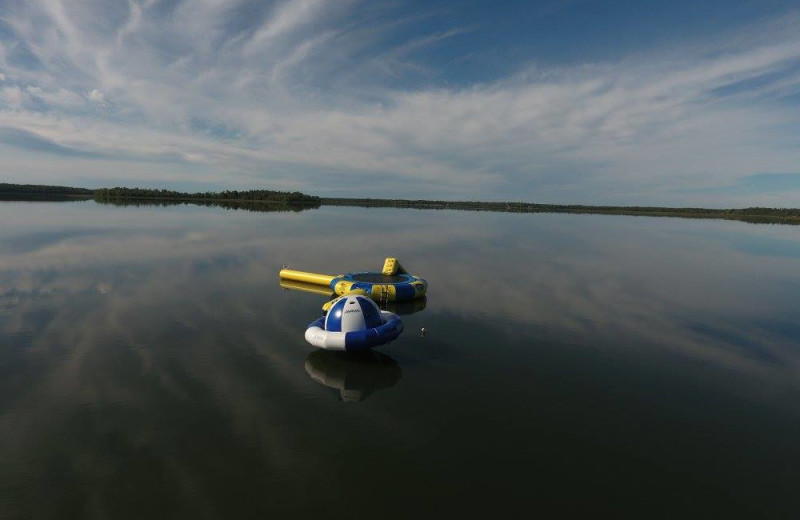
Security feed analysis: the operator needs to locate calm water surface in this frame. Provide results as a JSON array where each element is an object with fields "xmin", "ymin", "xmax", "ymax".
[{"xmin": 1, "ymin": 201, "xmax": 800, "ymax": 518}]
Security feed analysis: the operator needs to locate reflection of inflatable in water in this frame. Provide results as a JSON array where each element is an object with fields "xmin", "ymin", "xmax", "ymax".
[
  {"xmin": 280, "ymin": 279, "xmax": 334, "ymax": 296},
  {"xmin": 381, "ymin": 296, "xmax": 427, "ymax": 316},
  {"xmin": 279, "ymin": 257, "xmax": 427, "ymax": 304},
  {"xmin": 305, "ymin": 294, "xmax": 403, "ymax": 351},
  {"xmin": 305, "ymin": 350, "xmax": 402, "ymax": 402}
]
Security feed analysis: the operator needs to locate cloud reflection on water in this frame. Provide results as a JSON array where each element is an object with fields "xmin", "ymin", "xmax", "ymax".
[
  {"xmin": 1, "ymin": 201, "xmax": 800, "ymax": 516},
  {"xmin": 2, "ymin": 203, "xmax": 800, "ymax": 393}
]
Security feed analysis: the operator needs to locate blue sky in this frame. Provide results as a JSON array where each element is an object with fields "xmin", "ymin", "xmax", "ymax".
[{"xmin": 1, "ymin": 0, "xmax": 800, "ymax": 205}]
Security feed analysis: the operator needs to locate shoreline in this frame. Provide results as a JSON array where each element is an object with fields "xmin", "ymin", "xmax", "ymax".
[
  {"xmin": 2, "ymin": 182, "xmax": 799, "ymax": 224},
  {"xmin": 320, "ymin": 197, "xmax": 800, "ymax": 224}
]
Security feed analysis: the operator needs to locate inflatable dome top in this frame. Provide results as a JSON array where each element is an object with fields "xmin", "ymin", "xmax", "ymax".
[
  {"xmin": 305, "ymin": 294, "xmax": 404, "ymax": 351},
  {"xmin": 324, "ymin": 294, "xmax": 383, "ymax": 332}
]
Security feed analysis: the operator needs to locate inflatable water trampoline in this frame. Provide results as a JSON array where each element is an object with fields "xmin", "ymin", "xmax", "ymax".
[{"xmin": 280, "ymin": 257, "xmax": 427, "ymax": 304}]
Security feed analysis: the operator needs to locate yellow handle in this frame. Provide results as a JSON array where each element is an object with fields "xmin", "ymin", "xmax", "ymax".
[{"xmin": 279, "ymin": 269, "xmax": 336, "ymax": 286}]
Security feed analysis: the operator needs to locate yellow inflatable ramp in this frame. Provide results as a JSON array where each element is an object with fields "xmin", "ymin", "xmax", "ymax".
[{"xmin": 382, "ymin": 257, "xmax": 408, "ymax": 276}]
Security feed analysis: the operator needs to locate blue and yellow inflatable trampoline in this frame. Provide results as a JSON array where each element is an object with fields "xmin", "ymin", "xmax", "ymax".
[{"xmin": 279, "ymin": 257, "xmax": 427, "ymax": 303}]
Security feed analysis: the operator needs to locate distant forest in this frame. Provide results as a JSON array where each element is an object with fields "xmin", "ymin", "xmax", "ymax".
[
  {"xmin": 0, "ymin": 182, "xmax": 320, "ymax": 205},
  {"xmin": 94, "ymin": 187, "xmax": 320, "ymax": 204},
  {"xmin": 321, "ymin": 198, "xmax": 800, "ymax": 224},
  {"xmin": 0, "ymin": 182, "xmax": 93, "ymax": 201},
  {"xmin": 3, "ymin": 182, "xmax": 800, "ymax": 224},
  {"xmin": 95, "ymin": 198, "xmax": 318, "ymax": 213},
  {"xmin": 0, "ymin": 183, "xmax": 92, "ymax": 195}
]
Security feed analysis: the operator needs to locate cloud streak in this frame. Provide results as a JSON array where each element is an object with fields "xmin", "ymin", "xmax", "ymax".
[{"xmin": 1, "ymin": 1, "xmax": 800, "ymax": 203}]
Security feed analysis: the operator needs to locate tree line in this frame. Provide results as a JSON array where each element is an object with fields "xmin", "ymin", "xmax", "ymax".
[
  {"xmin": 94, "ymin": 187, "xmax": 320, "ymax": 204},
  {"xmin": 3, "ymin": 182, "xmax": 800, "ymax": 224},
  {"xmin": 320, "ymin": 198, "xmax": 800, "ymax": 223},
  {"xmin": 0, "ymin": 183, "xmax": 92, "ymax": 195}
]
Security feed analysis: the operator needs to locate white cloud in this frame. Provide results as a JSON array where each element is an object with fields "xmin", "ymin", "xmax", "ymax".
[
  {"xmin": 87, "ymin": 88, "xmax": 105, "ymax": 104},
  {"xmin": 245, "ymin": 0, "xmax": 328, "ymax": 52},
  {"xmin": 1, "ymin": 86, "xmax": 28, "ymax": 107},
  {"xmin": 19, "ymin": 85, "xmax": 85, "ymax": 108},
  {"xmin": 0, "ymin": 1, "xmax": 799, "ymax": 204}
]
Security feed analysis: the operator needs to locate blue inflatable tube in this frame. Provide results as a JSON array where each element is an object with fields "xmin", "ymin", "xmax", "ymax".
[
  {"xmin": 305, "ymin": 311, "xmax": 404, "ymax": 351},
  {"xmin": 330, "ymin": 272, "xmax": 427, "ymax": 302}
]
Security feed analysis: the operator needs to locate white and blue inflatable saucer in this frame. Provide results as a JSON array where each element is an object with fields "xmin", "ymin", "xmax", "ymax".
[{"xmin": 304, "ymin": 294, "xmax": 403, "ymax": 351}]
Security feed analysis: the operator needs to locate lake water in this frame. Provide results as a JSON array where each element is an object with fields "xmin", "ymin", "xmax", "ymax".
[{"xmin": 1, "ymin": 200, "xmax": 799, "ymax": 518}]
